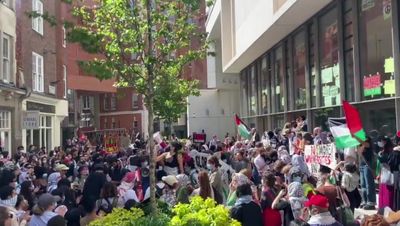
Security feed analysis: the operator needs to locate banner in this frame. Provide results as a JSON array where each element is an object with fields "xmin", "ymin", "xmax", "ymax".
[
  {"xmin": 304, "ymin": 144, "xmax": 336, "ymax": 176},
  {"xmin": 189, "ymin": 150, "xmax": 234, "ymax": 186}
]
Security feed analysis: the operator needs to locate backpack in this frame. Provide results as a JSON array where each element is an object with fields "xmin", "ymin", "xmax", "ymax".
[{"xmin": 96, "ymin": 197, "xmax": 118, "ymax": 214}]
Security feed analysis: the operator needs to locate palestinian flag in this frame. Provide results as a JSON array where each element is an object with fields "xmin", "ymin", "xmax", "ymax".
[
  {"xmin": 342, "ymin": 101, "xmax": 367, "ymax": 141},
  {"xmin": 328, "ymin": 118, "xmax": 360, "ymax": 149},
  {"xmin": 234, "ymin": 114, "xmax": 251, "ymax": 139}
]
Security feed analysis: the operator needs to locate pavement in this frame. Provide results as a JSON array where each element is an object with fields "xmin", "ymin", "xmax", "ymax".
[
  {"xmin": 354, "ymin": 208, "xmax": 378, "ymax": 219},
  {"xmin": 353, "ymin": 194, "xmax": 379, "ymax": 219}
]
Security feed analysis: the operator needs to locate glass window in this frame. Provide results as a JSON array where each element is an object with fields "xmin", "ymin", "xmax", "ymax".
[
  {"xmin": 272, "ymin": 114, "xmax": 285, "ymax": 130},
  {"xmin": 274, "ymin": 45, "xmax": 285, "ymax": 112},
  {"xmin": 308, "ymin": 23, "xmax": 317, "ymax": 107},
  {"xmin": 240, "ymin": 71, "xmax": 249, "ymax": 116},
  {"xmin": 249, "ymin": 65, "xmax": 258, "ymax": 115},
  {"xmin": 32, "ymin": 0, "xmax": 43, "ymax": 35},
  {"xmin": 293, "ymin": 31, "xmax": 307, "ymax": 109},
  {"xmin": 260, "ymin": 57, "xmax": 270, "ymax": 114},
  {"xmin": 285, "ymin": 43, "xmax": 291, "ymax": 110},
  {"xmin": 103, "ymin": 94, "xmax": 109, "ymax": 111},
  {"xmin": 319, "ymin": 7, "xmax": 340, "ymax": 107},
  {"xmin": 358, "ymin": 100, "xmax": 396, "ymax": 138},
  {"xmin": 0, "ymin": 111, "xmax": 11, "ymax": 153},
  {"xmin": 343, "ymin": 3, "xmax": 355, "ymax": 102},
  {"xmin": 2, "ymin": 34, "xmax": 11, "ymax": 83},
  {"xmin": 32, "ymin": 52, "xmax": 44, "ymax": 92},
  {"xmin": 312, "ymin": 107, "xmax": 341, "ymax": 131},
  {"xmin": 132, "ymin": 94, "xmax": 139, "ymax": 109},
  {"xmin": 359, "ymin": 0, "xmax": 394, "ymax": 100}
]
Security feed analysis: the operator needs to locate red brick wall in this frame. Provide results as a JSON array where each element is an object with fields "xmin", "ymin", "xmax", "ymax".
[
  {"xmin": 16, "ymin": 0, "xmax": 59, "ymax": 97},
  {"xmin": 181, "ymin": 0, "xmax": 208, "ymax": 89},
  {"xmin": 100, "ymin": 113, "xmax": 143, "ymax": 134},
  {"xmin": 99, "ymin": 88, "xmax": 144, "ymax": 113}
]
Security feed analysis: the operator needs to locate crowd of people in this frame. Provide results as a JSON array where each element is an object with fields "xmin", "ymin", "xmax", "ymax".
[{"xmin": 1, "ymin": 116, "xmax": 400, "ymax": 226}]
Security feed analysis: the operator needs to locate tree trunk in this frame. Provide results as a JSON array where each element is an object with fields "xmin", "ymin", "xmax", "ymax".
[{"xmin": 147, "ymin": 103, "xmax": 157, "ymax": 214}]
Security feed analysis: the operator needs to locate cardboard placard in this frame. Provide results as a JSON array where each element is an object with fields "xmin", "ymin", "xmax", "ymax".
[{"xmin": 304, "ymin": 144, "xmax": 337, "ymax": 176}]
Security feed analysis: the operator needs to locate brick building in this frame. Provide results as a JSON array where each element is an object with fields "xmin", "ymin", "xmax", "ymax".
[
  {"xmin": 59, "ymin": 1, "xmax": 148, "ymax": 140},
  {"xmin": 15, "ymin": 0, "xmax": 68, "ymax": 150}
]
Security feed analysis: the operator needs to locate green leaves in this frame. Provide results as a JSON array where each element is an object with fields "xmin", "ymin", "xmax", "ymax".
[
  {"xmin": 170, "ymin": 197, "xmax": 241, "ymax": 226},
  {"xmin": 68, "ymin": 0, "xmax": 208, "ymax": 123}
]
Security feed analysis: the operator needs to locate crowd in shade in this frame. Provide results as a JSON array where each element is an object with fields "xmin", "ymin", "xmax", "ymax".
[{"xmin": 1, "ymin": 116, "xmax": 400, "ymax": 226}]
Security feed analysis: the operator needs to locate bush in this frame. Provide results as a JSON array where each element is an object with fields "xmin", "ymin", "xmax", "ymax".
[
  {"xmin": 170, "ymin": 196, "xmax": 241, "ymax": 226},
  {"xmin": 89, "ymin": 197, "xmax": 240, "ymax": 226},
  {"xmin": 89, "ymin": 208, "xmax": 144, "ymax": 226}
]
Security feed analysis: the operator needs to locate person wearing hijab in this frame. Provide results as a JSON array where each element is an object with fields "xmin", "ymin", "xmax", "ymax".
[
  {"xmin": 176, "ymin": 174, "xmax": 192, "ymax": 204},
  {"xmin": 278, "ymin": 146, "xmax": 291, "ymax": 165},
  {"xmin": 47, "ymin": 172, "xmax": 61, "ymax": 193},
  {"xmin": 287, "ymin": 182, "xmax": 308, "ymax": 220},
  {"xmin": 226, "ymin": 173, "xmax": 251, "ymax": 208},
  {"xmin": 291, "ymin": 154, "xmax": 310, "ymax": 177}
]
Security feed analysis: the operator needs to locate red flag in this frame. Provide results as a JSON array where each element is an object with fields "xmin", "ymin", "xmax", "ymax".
[{"xmin": 342, "ymin": 101, "xmax": 366, "ymax": 141}]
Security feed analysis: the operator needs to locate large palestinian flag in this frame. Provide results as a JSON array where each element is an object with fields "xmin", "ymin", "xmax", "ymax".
[
  {"xmin": 328, "ymin": 118, "xmax": 360, "ymax": 149},
  {"xmin": 234, "ymin": 114, "xmax": 251, "ymax": 139}
]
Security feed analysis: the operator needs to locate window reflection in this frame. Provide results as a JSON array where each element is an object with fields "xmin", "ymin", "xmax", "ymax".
[
  {"xmin": 319, "ymin": 7, "xmax": 340, "ymax": 107},
  {"xmin": 359, "ymin": 0, "xmax": 394, "ymax": 100},
  {"xmin": 293, "ymin": 31, "xmax": 307, "ymax": 109}
]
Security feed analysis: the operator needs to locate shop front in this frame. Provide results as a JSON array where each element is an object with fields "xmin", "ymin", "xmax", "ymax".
[{"xmin": 22, "ymin": 95, "xmax": 68, "ymax": 150}]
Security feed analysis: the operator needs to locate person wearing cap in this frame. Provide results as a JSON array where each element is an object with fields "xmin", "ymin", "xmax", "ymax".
[
  {"xmin": 54, "ymin": 164, "xmax": 69, "ymax": 178},
  {"xmin": 160, "ymin": 175, "xmax": 178, "ymax": 207},
  {"xmin": 29, "ymin": 193, "xmax": 67, "ymax": 226},
  {"xmin": 304, "ymin": 194, "xmax": 342, "ymax": 226}
]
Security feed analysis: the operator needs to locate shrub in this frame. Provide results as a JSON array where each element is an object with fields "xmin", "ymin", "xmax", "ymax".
[
  {"xmin": 89, "ymin": 208, "xmax": 144, "ymax": 226},
  {"xmin": 169, "ymin": 196, "xmax": 241, "ymax": 226}
]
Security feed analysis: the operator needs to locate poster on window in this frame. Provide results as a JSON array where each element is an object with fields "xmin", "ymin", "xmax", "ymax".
[
  {"xmin": 383, "ymin": 0, "xmax": 391, "ymax": 20},
  {"xmin": 362, "ymin": 0, "xmax": 375, "ymax": 11},
  {"xmin": 304, "ymin": 144, "xmax": 336, "ymax": 176}
]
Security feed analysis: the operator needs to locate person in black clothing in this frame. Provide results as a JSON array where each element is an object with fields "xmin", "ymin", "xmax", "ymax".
[
  {"xmin": 356, "ymin": 136, "xmax": 376, "ymax": 210},
  {"xmin": 230, "ymin": 183, "xmax": 263, "ymax": 226},
  {"xmin": 82, "ymin": 164, "xmax": 107, "ymax": 202}
]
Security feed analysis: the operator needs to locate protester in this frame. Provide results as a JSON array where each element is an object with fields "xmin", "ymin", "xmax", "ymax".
[
  {"xmin": 358, "ymin": 137, "xmax": 376, "ymax": 210},
  {"xmin": 230, "ymin": 183, "xmax": 263, "ymax": 226},
  {"xmin": 377, "ymin": 136, "xmax": 395, "ymax": 209},
  {"xmin": 29, "ymin": 193, "xmax": 67, "ymax": 226},
  {"xmin": 3, "ymin": 118, "xmax": 400, "ymax": 225},
  {"xmin": 207, "ymin": 156, "xmax": 224, "ymax": 204},
  {"xmin": 305, "ymin": 194, "xmax": 343, "ymax": 226},
  {"xmin": 260, "ymin": 171, "xmax": 282, "ymax": 226}
]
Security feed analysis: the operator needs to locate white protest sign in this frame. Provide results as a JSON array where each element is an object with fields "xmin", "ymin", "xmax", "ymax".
[{"xmin": 304, "ymin": 143, "xmax": 336, "ymax": 176}]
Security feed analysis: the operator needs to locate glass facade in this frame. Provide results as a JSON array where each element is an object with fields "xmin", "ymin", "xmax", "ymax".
[{"xmin": 239, "ymin": 0, "xmax": 400, "ymax": 132}]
